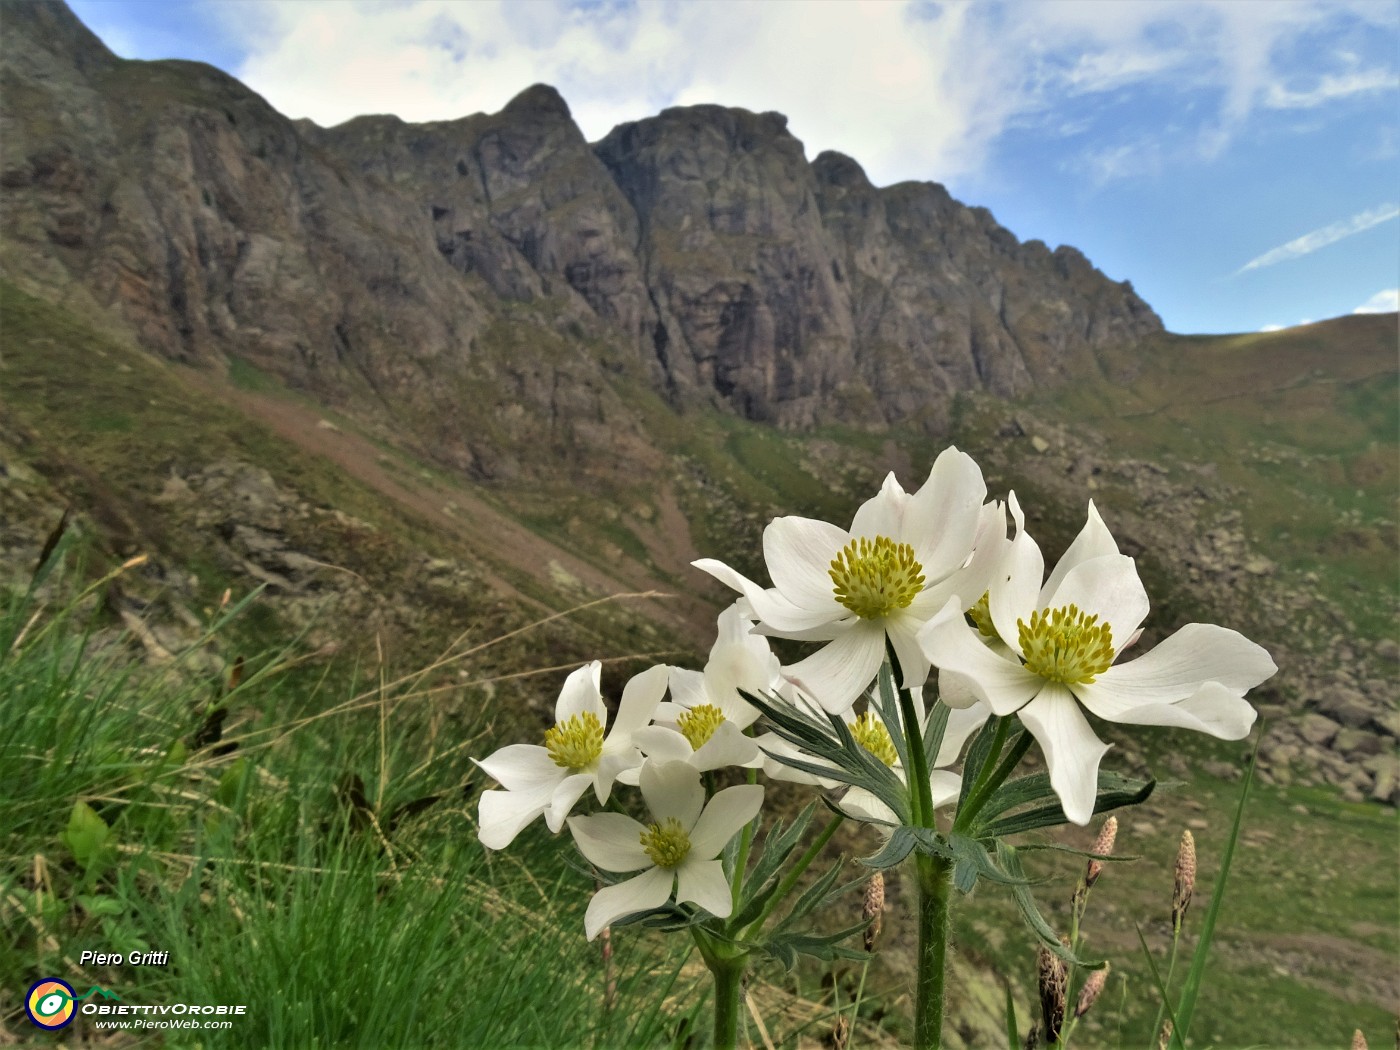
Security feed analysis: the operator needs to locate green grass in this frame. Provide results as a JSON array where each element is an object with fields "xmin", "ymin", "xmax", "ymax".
[{"xmin": 0, "ymin": 549, "xmax": 700, "ymax": 1048}]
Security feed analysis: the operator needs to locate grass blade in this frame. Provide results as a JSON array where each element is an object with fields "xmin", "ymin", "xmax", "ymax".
[{"xmin": 1169, "ymin": 727, "xmax": 1262, "ymax": 1046}]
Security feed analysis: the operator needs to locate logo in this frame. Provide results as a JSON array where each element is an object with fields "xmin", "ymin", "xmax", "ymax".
[{"xmin": 25, "ymin": 979, "xmax": 121, "ymax": 1029}]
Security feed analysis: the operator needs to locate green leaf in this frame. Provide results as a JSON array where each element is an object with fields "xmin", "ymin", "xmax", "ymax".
[
  {"xmin": 860, "ymin": 827, "xmax": 916, "ymax": 869},
  {"xmin": 1135, "ymin": 923, "xmax": 1181, "ymax": 1047},
  {"xmin": 978, "ymin": 771, "xmax": 1154, "ymax": 838},
  {"xmin": 64, "ymin": 800, "xmax": 111, "ymax": 871},
  {"xmin": 949, "ymin": 833, "xmax": 1031, "ymax": 888},
  {"xmin": 953, "ymin": 855, "xmax": 979, "ymax": 894},
  {"xmin": 774, "ymin": 859, "xmax": 857, "ymax": 935},
  {"xmin": 977, "ymin": 771, "xmax": 1058, "ymax": 821},
  {"xmin": 75, "ymin": 894, "xmax": 124, "ymax": 918},
  {"xmin": 874, "ymin": 662, "xmax": 914, "ymax": 774},
  {"xmin": 997, "ymin": 841, "xmax": 1102, "ymax": 968},
  {"xmin": 1170, "ymin": 730, "xmax": 1261, "ymax": 1048},
  {"xmin": 957, "ymin": 717, "xmax": 1002, "ymax": 811},
  {"xmin": 922, "ymin": 699, "xmax": 951, "ymax": 773},
  {"xmin": 1004, "ymin": 983, "xmax": 1020, "ymax": 1050},
  {"xmin": 907, "ymin": 826, "xmax": 957, "ymax": 861},
  {"xmin": 217, "ymin": 757, "xmax": 252, "ymax": 808}
]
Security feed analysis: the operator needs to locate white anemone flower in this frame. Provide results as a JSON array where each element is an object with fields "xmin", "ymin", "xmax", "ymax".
[
  {"xmin": 920, "ymin": 496, "xmax": 1276, "ymax": 825},
  {"xmin": 475, "ymin": 662, "xmax": 667, "ymax": 849},
  {"xmin": 694, "ymin": 447, "xmax": 1006, "ymax": 713},
  {"xmin": 568, "ymin": 760, "xmax": 764, "ymax": 940},
  {"xmin": 635, "ymin": 602, "xmax": 781, "ymax": 771}
]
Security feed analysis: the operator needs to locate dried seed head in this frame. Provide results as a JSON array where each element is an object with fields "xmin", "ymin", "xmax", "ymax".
[
  {"xmin": 1022, "ymin": 1019, "xmax": 1042, "ymax": 1050},
  {"xmin": 1351, "ymin": 1029, "xmax": 1368, "ymax": 1050},
  {"xmin": 1074, "ymin": 963, "xmax": 1110, "ymax": 1019},
  {"xmin": 1172, "ymin": 829, "xmax": 1197, "ymax": 934},
  {"xmin": 1037, "ymin": 946, "xmax": 1067, "ymax": 1044},
  {"xmin": 828, "ymin": 1014, "xmax": 850, "ymax": 1050},
  {"xmin": 1156, "ymin": 1018, "xmax": 1174, "ymax": 1050},
  {"xmin": 862, "ymin": 872, "xmax": 885, "ymax": 953},
  {"xmin": 1086, "ymin": 815, "xmax": 1118, "ymax": 887}
]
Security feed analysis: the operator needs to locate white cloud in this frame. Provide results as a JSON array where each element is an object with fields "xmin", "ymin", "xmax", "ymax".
[
  {"xmin": 1236, "ymin": 204, "xmax": 1400, "ymax": 274},
  {"xmin": 1258, "ymin": 323, "xmax": 1286, "ymax": 332},
  {"xmin": 216, "ymin": 0, "xmax": 1399, "ymax": 189},
  {"xmin": 1265, "ymin": 69, "xmax": 1400, "ymax": 109},
  {"xmin": 1353, "ymin": 288, "xmax": 1400, "ymax": 314}
]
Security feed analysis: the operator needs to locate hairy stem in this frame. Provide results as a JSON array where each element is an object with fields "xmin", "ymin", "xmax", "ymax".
[{"xmin": 914, "ymin": 853, "xmax": 954, "ymax": 1049}]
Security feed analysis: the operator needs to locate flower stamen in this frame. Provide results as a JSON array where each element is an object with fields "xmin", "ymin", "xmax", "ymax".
[
  {"xmin": 544, "ymin": 711, "xmax": 604, "ymax": 770},
  {"xmin": 1017, "ymin": 604, "xmax": 1115, "ymax": 684},
  {"xmin": 966, "ymin": 590, "xmax": 998, "ymax": 640},
  {"xmin": 676, "ymin": 703, "xmax": 726, "ymax": 751},
  {"xmin": 849, "ymin": 711, "xmax": 898, "ymax": 767},
  {"xmin": 639, "ymin": 817, "xmax": 691, "ymax": 868},
  {"xmin": 829, "ymin": 536, "xmax": 925, "ymax": 620}
]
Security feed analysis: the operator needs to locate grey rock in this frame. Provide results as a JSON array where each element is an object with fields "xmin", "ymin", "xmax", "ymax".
[
  {"xmin": 1315, "ymin": 687, "xmax": 1374, "ymax": 729},
  {"xmin": 1298, "ymin": 712, "xmax": 1341, "ymax": 747}
]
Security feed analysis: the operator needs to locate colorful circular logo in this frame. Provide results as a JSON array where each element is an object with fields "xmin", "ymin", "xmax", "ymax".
[{"xmin": 26, "ymin": 978, "xmax": 77, "ymax": 1029}]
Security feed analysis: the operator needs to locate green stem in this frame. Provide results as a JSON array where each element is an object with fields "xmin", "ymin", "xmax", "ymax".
[
  {"xmin": 1150, "ymin": 927, "xmax": 1183, "ymax": 1045},
  {"xmin": 730, "ymin": 767, "xmax": 759, "ymax": 911},
  {"xmin": 710, "ymin": 954, "xmax": 745, "ymax": 1050},
  {"xmin": 897, "ymin": 685, "xmax": 936, "ymax": 829},
  {"xmin": 740, "ymin": 813, "xmax": 843, "ymax": 939},
  {"xmin": 914, "ymin": 853, "xmax": 953, "ymax": 1049}
]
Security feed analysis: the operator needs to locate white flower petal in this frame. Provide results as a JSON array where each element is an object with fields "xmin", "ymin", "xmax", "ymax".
[
  {"xmin": 1043, "ymin": 500, "xmax": 1120, "ymax": 599},
  {"xmin": 990, "ymin": 494, "xmax": 1044, "ymax": 653},
  {"xmin": 931, "ymin": 700, "xmax": 993, "ymax": 767},
  {"xmin": 584, "ymin": 866, "xmax": 673, "ymax": 941},
  {"xmin": 668, "ymin": 668, "xmax": 708, "ymax": 710},
  {"xmin": 928, "ymin": 770, "xmax": 963, "ymax": 809},
  {"xmin": 567, "ymin": 812, "xmax": 650, "ymax": 871},
  {"xmin": 1016, "ymin": 685, "xmax": 1110, "ymax": 827},
  {"xmin": 477, "ymin": 788, "xmax": 551, "ymax": 850},
  {"xmin": 545, "ymin": 773, "xmax": 593, "ymax": 833},
  {"xmin": 633, "ymin": 725, "xmax": 693, "ymax": 763},
  {"xmin": 1076, "ymin": 677, "xmax": 1259, "ymax": 740},
  {"xmin": 920, "ymin": 616, "xmax": 1043, "ymax": 716},
  {"xmin": 905, "ymin": 447, "xmax": 988, "ymax": 576},
  {"xmin": 593, "ymin": 751, "xmax": 642, "ymax": 803},
  {"xmin": 1085, "ymin": 623, "xmax": 1276, "ymax": 703},
  {"xmin": 611, "ymin": 663, "xmax": 670, "ymax": 738},
  {"xmin": 688, "ymin": 783, "xmax": 765, "ymax": 857},
  {"xmin": 755, "ymin": 733, "xmax": 842, "ymax": 787},
  {"xmin": 556, "ymin": 661, "xmax": 605, "ymax": 722},
  {"xmin": 840, "ymin": 786, "xmax": 897, "ymax": 826},
  {"xmin": 689, "ymin": 721, "xmax": 762, "ymax": 771},
  {"xmin": 640, "ymin": 760, "xmax": 705, "ymax": 829},
  {"xmin": 1173, "ymin": 683, "xmax": 1260, "ymax": 740},
  {"xmin": 475, "ymin": 744, "xmax": 564, "ymax": 793},
  {"xmin": 1045, "ymin": 554, "xmax": 1150, "ymax": 656},
  {"xmin": 676, "ymin": 858, "xmax": 734, "ymax": 919},
  {"xmin": 849, "ymin": 472, "xmax": 907, "ymax": 542},
  {"xmin": 886, "ymin": 612, "xmax": 932, "ymax": 690},
  {"xmin": 764, "ymin": 516, "xmax": 849, "ymax": 613},
  {"xmin": 782, "ymin": 621, "xmax": 887, "ymax": 713}
]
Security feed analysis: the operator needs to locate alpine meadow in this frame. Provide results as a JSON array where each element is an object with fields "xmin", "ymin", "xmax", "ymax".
[{"xmin": 1, "ymin": 3, "xmax": 1396, "ymax": 1048}]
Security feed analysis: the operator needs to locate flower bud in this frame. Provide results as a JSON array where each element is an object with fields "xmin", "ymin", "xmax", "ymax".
[
  {"xmin": 1074, "ymin": 963, "xmax": 1109, "ymax": 1019},
  {"xmin": 1037, "ymin": 946, "xmax": 1067, "ymax": 1044},
  {"xmin": 1350, "ymin": 1029, "xmax": 1367, "ymax": 1050},
  {"xmin": 828, "ymin": 1014, "xmax": 850, "ymax": 1050},
  {"xmin": 862, "ymin": 872, "xmax": 885, "ymax": 953},
  {"xmin": 1086, "ymin": 815, "xmax": 1117, "ymax": 888},
  {"xmin": 1172, "ymin": 830, "xmax": 1197, "ymax": 935},
  {"xmin": 1156, "ymin": 1018, "xmax": 1173, "ymax": 1050}
]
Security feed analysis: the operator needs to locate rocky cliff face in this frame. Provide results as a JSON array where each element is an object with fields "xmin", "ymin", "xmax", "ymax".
[{"xmin": 1, "ymin": 1, "xmax": 1162, "ymax": 462}]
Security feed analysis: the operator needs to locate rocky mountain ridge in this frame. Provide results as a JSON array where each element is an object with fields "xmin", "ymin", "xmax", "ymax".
[{"xmin": 2, "ymin": 1, "xmax": 1159, "ymax": 471}]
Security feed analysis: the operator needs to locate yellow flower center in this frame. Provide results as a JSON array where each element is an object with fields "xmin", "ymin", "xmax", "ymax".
[
  {"xmin": 829, "ymin": 536, "xmax": 926, "ymax": 620},
  {"xmin": 849, "ymin": 711, "xmax": 898, "ymax": 767},
  {"xmin": 544, "ymin": 711, "xmax": 604, "ymax": 770},
  {"xmin": 1017, "ymin": 604, "xmax": 1115, "ymax": 684},
  {"xmin": 677, "ymin": 703, "xmax": 726, "ymax": 750},
  {"xmin": 639, "ymin": 816, "xmax": 691, "ymax": 869},
  {"xmin": 966, "ymin": 591, "xmax": 998, "ymax": 640}
]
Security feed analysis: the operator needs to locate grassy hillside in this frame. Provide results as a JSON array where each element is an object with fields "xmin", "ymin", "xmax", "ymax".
[{"xmin": 2, "ymin": 281, "xmax": 1396, "ymax": 1046}]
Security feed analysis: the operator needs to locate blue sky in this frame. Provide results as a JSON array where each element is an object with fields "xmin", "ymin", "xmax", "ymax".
[{"xmin": 69, "ymin": 0, "xmax": 1399, "ymax": 334}]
